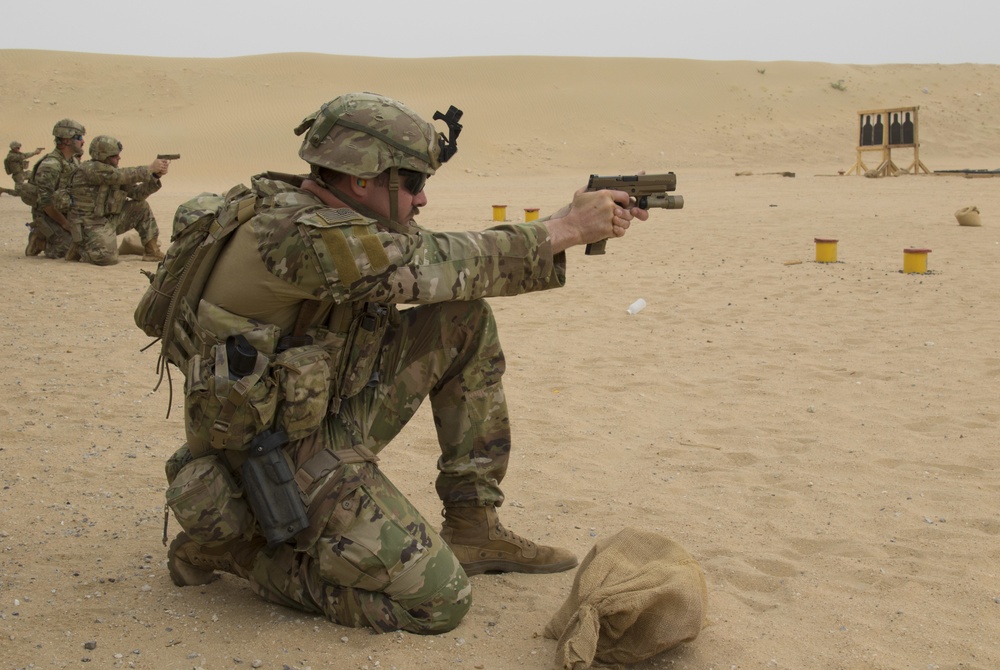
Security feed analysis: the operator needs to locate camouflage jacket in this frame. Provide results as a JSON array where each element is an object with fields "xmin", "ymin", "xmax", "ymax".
[
  {"xmin": 68, "ymin": 161, "xmax": 161, "ymax": 218},
  {"xmin": 32, "ymin": 149, "xmax": 80, "ymax": 211},
  {"xmin": 5, "ymin": 150, "xmax": 37, "ymax": 178},
  {"xmin": 201, "ymin": 174, "xmax": 567, "ymax": 335}
]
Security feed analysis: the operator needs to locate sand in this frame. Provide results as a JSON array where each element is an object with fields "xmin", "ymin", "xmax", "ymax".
[{"xmin": 1, "ymin": 50, "xmax": 998, "ymax": 670}]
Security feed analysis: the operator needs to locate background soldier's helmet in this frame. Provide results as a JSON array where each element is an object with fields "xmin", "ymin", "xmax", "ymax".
[
  {"xmin": 89, "ymin": 135, "xmax": 123, "ymax": 162},
  {"xmin": 9, "ymin": 141, "xmax": 21, "ymax": 150},
  {"xmin": 294, "ymin": 92, "xmax": 454, "ymax": 178},
  {"xmin": 52, "ymin": 118, "xmax": 86, "ymax": 139}
]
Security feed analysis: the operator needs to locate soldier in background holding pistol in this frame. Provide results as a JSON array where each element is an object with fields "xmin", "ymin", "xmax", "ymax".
[
  {"xmin": 1, "ymin": 141, "xmax": 45, "ymax": 197},
  {"xmin": 65, "ymin": 136, "xmax": 171, "ymax": 264}
]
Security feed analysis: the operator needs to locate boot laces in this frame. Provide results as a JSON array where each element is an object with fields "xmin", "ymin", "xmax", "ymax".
[{"xmin": 494, "ymin": 520, "xmax": 535, "ymax": 549}]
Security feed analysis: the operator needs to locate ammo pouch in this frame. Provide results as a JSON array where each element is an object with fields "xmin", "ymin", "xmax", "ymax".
[
  {"xmin": 184, "ymin": 335, "xmax": 278, "ymax": 454},
  {"xmin": 165, "ymin": 454, "xmax": 253, "ymax": 546},
  {"xmin": 273, "ymin": 342, "xmax": 334, "ymax": 441},
  {"xmin": 92, "ymin": 184, "xmax": 120, "ymax": 217},
  {"xmin": 339, "ymin": 302, "xmax": 389, "ymax": 398},
  {"xmin": 317, "ymin": 301, "xmax": 390, "ymax": 413},
  {"xmin": 105, "ymin": 188, "xmax": 127, "ymax": 216}
]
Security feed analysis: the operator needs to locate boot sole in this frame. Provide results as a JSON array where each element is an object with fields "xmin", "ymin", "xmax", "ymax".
[{"xmin": 460, "ymin": 556, "xmax": 578, "ymax": 576}]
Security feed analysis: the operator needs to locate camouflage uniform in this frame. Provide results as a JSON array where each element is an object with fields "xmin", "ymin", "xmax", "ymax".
[
  {"xmin": 162, "ymin": 94, "xmax": 575, "ymax": 635},
  {"xmin": 2, "ymin": 145, "xmax": 42, "ymax": 195},
  {"xmin": 31, "ymin": 149, "xmax": 79, "ymax": 259},
  {"xmin": 67, "ymin": 159, "xmax": 161, "ymax": 265},
  {"xmin": 174, "ymin": 170, "xmax": 566, "ymax": 633}
]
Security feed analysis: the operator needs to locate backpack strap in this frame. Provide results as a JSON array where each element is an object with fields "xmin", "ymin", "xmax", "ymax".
[{"xmin": 161, "ymin": 185, "xmax": 257, "ymax": 370}]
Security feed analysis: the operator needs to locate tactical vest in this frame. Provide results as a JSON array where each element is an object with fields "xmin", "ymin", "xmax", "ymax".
[
  {"xmin": 89, "ymin": 183, "xmax": 127, "ymax": 217},
  {"xmin": 70, "ymin": 162, "xmax": 142, "ymax": 218},
  {"xmin": 143, "ymin": 173, "xmax": 390, "ymax": 459},
  {"xmin": 21, "ymin": 152, "xmax": 76, "ymax": 210},
  {"xmin": 156, "ymin": 174, "xmax": 388, "ymax": 549}
]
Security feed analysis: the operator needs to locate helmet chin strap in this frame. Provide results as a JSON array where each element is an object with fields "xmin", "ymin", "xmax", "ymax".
[
  {"xmin": 387, "ymin": 167, "xmax": 400, "ymax": 226},
  {"xmin": 313, "ymin": 167, "xmax": 412, "ymax": 235}
]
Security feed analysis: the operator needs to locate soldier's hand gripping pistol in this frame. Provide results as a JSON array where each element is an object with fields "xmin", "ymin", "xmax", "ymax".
[{"xmin": 584, "ymin": 173, "xmax": 684, "ymax": 255}]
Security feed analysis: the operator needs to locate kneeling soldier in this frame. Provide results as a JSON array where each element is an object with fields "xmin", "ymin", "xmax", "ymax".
[{"xmin": 66, "ymin": 135, "xmax": 169, "ymax": 265}]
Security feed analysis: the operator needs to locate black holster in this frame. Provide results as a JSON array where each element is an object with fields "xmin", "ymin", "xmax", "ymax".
[{"xmin": 242, "ymin": 429, "xmax": 309, "ymax": 547}]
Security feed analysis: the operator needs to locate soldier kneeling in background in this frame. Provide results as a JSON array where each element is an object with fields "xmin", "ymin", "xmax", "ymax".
[{"xmin": 66, "ymin": 135, "xmax": 170, "ymax": 265}]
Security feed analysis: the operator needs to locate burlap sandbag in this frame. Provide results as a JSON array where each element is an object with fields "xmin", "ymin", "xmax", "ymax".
[
  {"xmin": 544, "ymin": 528, "xmax": 707, "ymax": 670},
  {"xmin": 955, "ymin": 205, "xmax": 981, "ymax": 227}
]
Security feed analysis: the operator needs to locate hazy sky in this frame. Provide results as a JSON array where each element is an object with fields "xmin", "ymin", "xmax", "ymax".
[{"xmin": 7, "ymin": 0, "xmax": 999, "ymax": 64}]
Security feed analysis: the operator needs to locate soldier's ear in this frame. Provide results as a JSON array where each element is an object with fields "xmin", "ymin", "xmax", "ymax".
[{"xmin": 347, "ymin": 177, "xmax": 368, "ymax": 198}]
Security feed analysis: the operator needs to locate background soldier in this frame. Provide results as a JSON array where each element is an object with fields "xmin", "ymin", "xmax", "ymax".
[
  {"xmin": 163, "ymin": 92, "xmax": 646, "ymax": 635},
  {"xmin": 25, "ymin": 119, "xmax": 86, "ymax": 258},
  {"xmin": 1, "ymin": 141, "xmax": 45, "ymax": 196},
  {"xmin": 66, "ymin": 135, "xmax": 168, "ymax": 265}
]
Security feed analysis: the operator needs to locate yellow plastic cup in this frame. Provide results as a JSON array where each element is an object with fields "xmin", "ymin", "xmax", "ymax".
[
  {"xmin": 814, "ymin": 238, "xmax": 838, "ymax": 263},
  {"xmin": 524, "ymin": 207, "xmax": 539, "ymax": 222},
  {"xmin": 492, "ymin": 204, "xmax": 507, "ymax": 222},
  {"xmin": 903, "ymin": 248, "xmax": 931, "ymax": 274}
]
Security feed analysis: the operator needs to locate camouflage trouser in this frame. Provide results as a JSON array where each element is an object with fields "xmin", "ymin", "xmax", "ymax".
[
  {"xmin": 79, "ymin": 201, "xmax": 159, "ymax": 266},
  {"xmin": 247, "ymin": 299, "xmax": 510, "ymax": 634},
  {"xmin": 1, "ymin": 172, "xmax": 27, "ymax": 195},
  {"xmin": 31, "ymin": 210, "xmax": 73, "ymax": 259}
]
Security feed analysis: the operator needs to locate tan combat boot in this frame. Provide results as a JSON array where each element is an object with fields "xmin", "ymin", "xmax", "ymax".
[
  {"xmin": 167, "ymin": 532, "xmax": 265, "ymax": 587},
  {"xmin": 141, "ymin": 236, "xmax": 165, "ymax": 262},
  {"xmin": 440, "ymin": 506, "xmax": 578, "ymax": 576},
  {"xmin": 24, "ymin": 230, "xmax": 46, "ymax": 257},
  {"xmin": 64, "ymin": 243, "xmax": 81, "ymax": 262}
]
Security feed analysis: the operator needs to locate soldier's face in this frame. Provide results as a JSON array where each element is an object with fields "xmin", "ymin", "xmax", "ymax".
[
  {"xmin": 71, "ymin": 135, "xmax": 85, "ymax": 157},
  {"xmin": 107, "ymin": 155, "xmax": 121, "ymax": 167},
  {"xmin": 397, "ymin": 172, "xmax": 428, "ymax": 223},
  {"xmin": 368, "ymin": 178, "xmax": 429, "ymax": 225}
]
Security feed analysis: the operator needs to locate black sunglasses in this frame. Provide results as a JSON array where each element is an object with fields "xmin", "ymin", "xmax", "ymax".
[
  {"xmin": 399, "ymin": 169, "xmax": 427, "ymax": 195},
  {"xmin": 71, "ymin": 135, "xmax": 84, "ymax": 141}
]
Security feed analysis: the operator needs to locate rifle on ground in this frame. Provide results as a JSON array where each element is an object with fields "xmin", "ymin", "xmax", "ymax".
[{"xmin": 585, "ymin": 173, "xmax": 684, "ymax": 255}]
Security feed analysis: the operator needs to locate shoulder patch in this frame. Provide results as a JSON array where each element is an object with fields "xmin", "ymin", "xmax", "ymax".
[
  {"xmin": 314, "ymin": 207, "xmax": 365, "ymax": 226},
  {"xmin": 296, "ymin": 207, "xmax": 392, "ymax": 284}
]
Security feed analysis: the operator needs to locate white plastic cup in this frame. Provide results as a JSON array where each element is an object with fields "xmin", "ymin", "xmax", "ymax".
[{"xmin": 626, "ymin": 298, "xmax": 647, "ymax": 315}]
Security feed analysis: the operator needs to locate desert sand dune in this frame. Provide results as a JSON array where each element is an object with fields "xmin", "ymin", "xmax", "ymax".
[{"xmin": 1, "ymin": 50, "xmax": 998, "ymax": 670}]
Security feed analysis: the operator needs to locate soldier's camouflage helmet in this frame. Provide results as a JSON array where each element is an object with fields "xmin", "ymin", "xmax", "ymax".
[
  {"xmin": 294, "ymin": 92, "xmax": 461, "ymax": 178},
  {"xmin": 53, "ymin": 118, "xmax": 86, "ymax": 139},
  {"xmin": 9, "ymin": 141, "xmax": 21, "ymax": 150},
  {"xmin": 90, "ymin": 135, "xmax": 123, "ymax": 162}
]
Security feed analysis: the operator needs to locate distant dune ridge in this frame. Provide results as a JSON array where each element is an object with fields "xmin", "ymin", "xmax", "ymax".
[
  {"xmin": 2, "ymin": 50, "xmax": 998, "ymax": 191},
  {"xmin": 1, "ymin": 50, "xmax": 999, "ymax": 670}
]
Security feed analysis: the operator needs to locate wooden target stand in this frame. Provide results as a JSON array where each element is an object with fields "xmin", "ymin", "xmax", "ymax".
[{"xmin": 846, "ymin": 106, "xmax": 931, "ymax": 176}]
